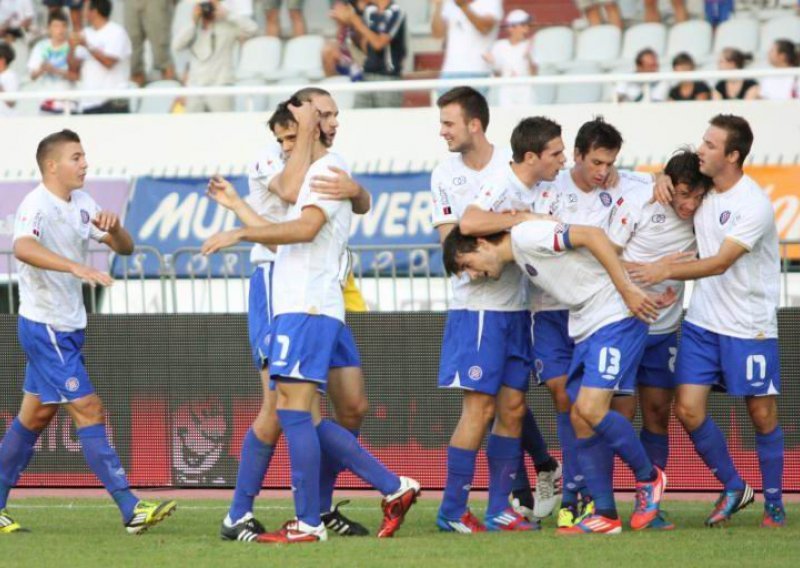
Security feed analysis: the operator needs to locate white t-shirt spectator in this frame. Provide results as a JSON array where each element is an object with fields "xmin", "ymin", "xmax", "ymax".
[
  {"xmin": 0, "ymin": 0, "xmax": 35, "ymax": 31},
  {"xmin": 440, "ymin": 0, "xmax": 503, "ymax": 75},
  {"xmin": 0, "ymin": 67, "xmax": 19, "ymax": 116},
  {"xmin": 759, "ymin": 75, "xmax": 797, "ymax": 100},
  {"xmin": 615, "ymin": 79, "xmax": 668, "ymax": 102},
  {"xmin": 488, "ymin": 38, "xmax": 534, "ymax": 105},
  {"xmin": 75, "ymin": 21, "xmax": 132, "ymax": 110}
]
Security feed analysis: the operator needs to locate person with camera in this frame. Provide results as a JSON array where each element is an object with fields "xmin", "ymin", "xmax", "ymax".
[{"xmin": 172, "ymin": 0, "xmax": 258, "ymax": 113}]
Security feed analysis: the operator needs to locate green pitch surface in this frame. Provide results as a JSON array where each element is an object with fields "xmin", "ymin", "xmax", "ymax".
[{"xmin": 3, "ymin": 498, "xmax": 798, "ymax": 567}]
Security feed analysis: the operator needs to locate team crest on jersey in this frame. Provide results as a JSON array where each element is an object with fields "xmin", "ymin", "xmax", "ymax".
[
  {"xmin": 651, "ymin": 213, "xmax": 666, "ymax": 223},
  {"xmin": 599, "ymin": 192, "xmax": 612, "ymax": 207},
  {"xmin": 567, "ymin": 193, "xmax": 578, "ymax": 204},
  {"xmin": 468, "ymin": 366, "xmax": 483, "ymax": 380},
  {"xmin": 65, "ymin": 377, "xmax": 80, "ymax": 392},
  {"xmin": 720, "ymin": 210, "xmax": 731, "ymax": 224},
  {"xmin": 452, "ymin": 176, "xmax": 467, "ymax": 186},
  {"xmin": 80, "ymin": 209, "xmax": 90, "ymax": 224},
  {"xmin": 524, "ymin": 263, "xmax": 538, "ymax": 277}
]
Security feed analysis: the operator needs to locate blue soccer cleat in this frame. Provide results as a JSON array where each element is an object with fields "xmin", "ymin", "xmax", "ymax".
[
  {"xmin": 436, "ymin": 508, "xmax": 486, "ymax": 534},
  {"xmin": 761, "ymin": 503, "xmax": 786, "ymax": 528},
  {"xmin": 485, "ymin": 508, "xmax": 540, "ymax": 532},
  {"xmin": 705, "ymin": 484, "xmax": 755, "ymax": 527},
  {"xmin": 646, "ymin": 512, "xmax": 675, "ymax": 531}
]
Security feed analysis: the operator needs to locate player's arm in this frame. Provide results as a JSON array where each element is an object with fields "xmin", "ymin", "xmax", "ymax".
[
  {"xmin": 268, "ymin": 102, "xmax": 316, "ymax": 204},
  {"xmin": 460, "ymin": 204, "xmax": 541, "ymax": 236},
  {"xmin": 310, "ymin": 167, "xmax": 372, "ymax": 214},
  {"xmin": 13, "ymin": 238, "xmax": 113, "ymax": 287},
  {"xmin": 629, "ymin": 238, "xmax": 746, "ymax": 286},
  {"xmin": 201, "ymin": 205, "xmax": 326, "ymax": 254},
  {"xmin": 436, "ymin": 222, "xmax": 456, "ymax": 244},
  {"xmin": 207, "ymin": 175, "xmax": 270, "ymax": 228},
  {"xmin": 93, "ymin": 211, "xmax": 134, "ymax": 255}
]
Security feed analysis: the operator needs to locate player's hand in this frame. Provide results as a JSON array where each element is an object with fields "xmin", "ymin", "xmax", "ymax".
[
  {"xmin": 92, "ymin": 211, "xmax": 121, "ymax": 234},
  {"xmin": 206, "ymin": 175, "xmax": 241, "ymax": 209},
  {"xmin": 288, "ymin": 99, "xmax": 319, "ymax": 131},
  {"xmin": 310, "ymin": 166, "xmax": 359, "ymax": 199},
  {"xmin": 621, "ymin": 284, "xmax": 660, "ymax": 324},
  {"xmin": 330, "ymin": 2, "xmax": 354, "ymax": 24},
  {"xmin": 651, "ymin": 173, "xmax": 674, "ymax": 205},
  {"xmin": 201, "ymin": 230, "xmax": 242, "ymax": 255},
  {"xmin": 70, "ymin": 264, "xmax": 114, "ymax": 287},
  {"xmin": 601, "ymin": 165, "xmax": 620, "ymax": 189},
  {"xmin": 627, "ymin": 261, "xmax": 669, "ymax": 287}
]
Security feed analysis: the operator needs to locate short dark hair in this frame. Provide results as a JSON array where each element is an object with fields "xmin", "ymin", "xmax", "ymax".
[
  {"xmin": 36, "ymin": 129, "xmax": 81, "ymax": 173},
  {"xmin": 436, "ymin": 87, "xmax": 490, "ymax": 132},
  {"xmin": 511, "ymin": 117, "xmax": 561, "ymax": 162},
  {"xmin": 709, "ymin": 114, "xmax": 753, "ymax": 167},
  {"xmin": 89, "ymin": 0, "xmax": 112, "ymax": 19},
  {"xmin": 773, "ymin": 39, "xmax": 799, "ymax": 67},
  {"xmin": 672, "ymin": 52, "xmax": 695, "ymax": 69},
  {"xmin": 721, "ymin": 48, "xmax": 753, "ymax": 69},
  {"xmin": 574, "ymin": 116, "xmax": 622, "ymax": 157},
  {"xmin": 48, "ymin": 10, "xmax": 69, "ymax": 26},
  {"xmin": 0, "ymin": 42, "xmax": 15, "ymax": 65},
  {"xmin": 268, "ymin": 100, "xmax": 297, "ymax": 133},
  {"xmin": 292, "ymin": 87, "xmax": 331, "ymax": 103},
  {"xmin": 635, "ymin": 48, "xmax": 657, "ymax": 67},
  {"xmin": 664, "ymin": 149, "xmax": 713, "ymax": 193},
  {"xmin": 442, "ymin": 226, "xmax": 505, "ymax": 276}
]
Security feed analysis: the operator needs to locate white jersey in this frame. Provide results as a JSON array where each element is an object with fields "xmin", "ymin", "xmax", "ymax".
[
  {"xmin": 13, "ymin": 184, "xmax": 108, "ymax": 331},
  {"xmin": 272, "ymin": 152, "xmax": 353, "ymax": 323},
  {"xmin": 246, "ymin": 143, "xmax": 289, "ymax": 264},
  {"xmin": 510, "ymin": 220, "xmax": 629, "ymax": 342},
  {"xmin": 608, "ymin": 182, "xmax": 695, "ymax": 334},
  {"xmin": 431, "ymin": 146, "xmax": 526, "ymax": 311},
  {"xmin": 473, "ymin": 161, "xmax": 558, "ymax": 216},
  {"xmin": 686, "ymin": 175, "xmax": 779, "ymax": 339}
]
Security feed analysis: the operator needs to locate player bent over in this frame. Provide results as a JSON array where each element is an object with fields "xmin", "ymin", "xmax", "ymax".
[{"xmin": 0, "ymin": 130, "xmax": 176, "ymax": 535}]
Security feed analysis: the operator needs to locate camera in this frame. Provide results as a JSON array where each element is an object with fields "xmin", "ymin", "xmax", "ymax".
[{"xmin": 199, "ymin": 1, "xmax": 215, "ymax": 20}]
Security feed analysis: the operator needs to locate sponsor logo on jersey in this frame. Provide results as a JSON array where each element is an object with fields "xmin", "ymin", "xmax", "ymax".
[
  {"xmin": 599, "ymin": 192, "xmax": 612, "ymax": 207},
  {"xmin": 567, "ymin": 193, "xmax": 578, "ymax": 204},
  {"xmin": 65, "ymin": 377, "xmax": 80, "ymax": 392},
  {"xmin": 720, "ymin": 210, "xmax": 731, "ymax": 224},
  {"xmin": 452, "ymin": 176, "xmax": 467, "ymax": 186},
  {"xmin": 616, "ymin": 197, "xmax": 625, "ymax": 206},
  {"xmin": 525, "ymin": 263, "xmax": 538, "ymax": 276},
  {"xmin": 468, "ymin": 365, "xmax": 483, "ymax": 380},
  {"xmin": 80, "ymin": 209, "xmax": 90, "ymax": 224},
  {"xmin": 651, "ymin": 213, "xmax": 666, "ymax": 223}
]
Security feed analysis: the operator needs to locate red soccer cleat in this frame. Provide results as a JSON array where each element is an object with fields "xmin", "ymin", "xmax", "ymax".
[
  {"xmin": 377, "ymin": 476, "xmax": 421, "ymax": 538},
  {"xmin": 256, "ymin": 519, "xmax": 327, "ymax": 544},
  {"xmin": 557, "ymin": 513, "xmax": 622, "ymax": 535},
  {"xmin": 631, "ymin": 466, "xmax": 667, "ymax": 530},
  {"xmin": 436, "ymin": 508, "xmax": 487, "ymax": 534}
]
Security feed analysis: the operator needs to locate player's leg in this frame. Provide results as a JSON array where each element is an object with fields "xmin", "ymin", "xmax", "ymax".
[
  {"xmin": 287, "ymin": 0, "xmax": 306, "ymax": 38},
  {"xmin": 747, "ymin": 395, "xmax": 785, "ymax": 527},
  {"xmin": 639, "ymin": 386, "xmax": 671, "ymax": 470}
]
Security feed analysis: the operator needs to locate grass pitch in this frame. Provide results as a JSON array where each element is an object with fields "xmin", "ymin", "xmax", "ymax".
[{"xmin": 3, "ymin": 497, "xmax": 798, "ymax": 567}]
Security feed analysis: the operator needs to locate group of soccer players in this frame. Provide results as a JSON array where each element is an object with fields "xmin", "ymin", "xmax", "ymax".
[{"xmin": 0, "ymin": 84, "xmax": 785, "ymax": 541}]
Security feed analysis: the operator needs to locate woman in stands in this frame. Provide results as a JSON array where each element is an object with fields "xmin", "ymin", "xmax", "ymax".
[
  {"xmin": 712, "ymin": 48, "xmax": 758, "ymax": 101},
  {"xmin": 754, "ymin": 40, "xmax": 798, "ymax": 101}
]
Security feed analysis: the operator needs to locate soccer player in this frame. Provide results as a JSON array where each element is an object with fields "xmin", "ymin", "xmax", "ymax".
[
  {"xmin": 0, "ymin": 130, "xmax": 177, "ymax": 535},
  {"xmin": 212, "ymin": 89, "xmax": 374, "ymax": 541},
  {"xmin": 607, "ymin": 149, "xmax": 713, "ymax": 530},
  {"xmin": 630, "ymin": 114, "xmax": 785, "ymax": 528},
  {"xmin": 203, "ymin": 101, "xmax": 420, "ymax": 543},
  {"xmin": 431, "ymin": 87, "xmax": 558, "ymax": 533},
  {"xmin": 443, "ymin": 216, "xmax": 670, "ymax": 535}
]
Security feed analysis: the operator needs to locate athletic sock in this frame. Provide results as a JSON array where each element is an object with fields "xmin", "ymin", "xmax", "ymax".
[
  {"xmin": 640, "ymin": 428, "xmax": 669, "ymax": 471},
  {"xmin": 576, "ymin": 434, "xmax": 617, "ymax": 519},
  {"xmin": 557, "ymin": 411, "xmax": 579, "ymax": 507},
  {"xmin": 521, "ymin": 407, "xmax": 551, "ymax": 468},
  {"xmin": 439, "ymin": 446, "xmax": 477, "ymax": 520},
  {"xmin": 316, "ymin": 419, "xmax": 399, "ymax": 496},
  {"xmin": 756, "ymin": 426, "xmax": 784, "ymax": 507},
  {"xmin": 0, "ymin": 418, "xmax": 40, "ymax": 510},
  {"xmin": 485, "ymin": 434, "xmax": 522, "ymax": 518},
  {"xmin": 319, "ymin": 427, "xmax": 358, "ymax": 513},
  {"xmin": 228, "ymin": 427, "xmax": 275, "ymax": 523},
  {"xmin": 689, "ymin": 417, "xmax": 745, "ymax": 491},
  {"xmin": 594, "ymin": 411, "xmax": 656, "ymax": 482},
  {"xmin": 277, "ymin": 409, "xmax": 321, "ymax": 527},
  {"xmin": 77, "ymin": 424, "xmax": 138, "ymax": 523}
]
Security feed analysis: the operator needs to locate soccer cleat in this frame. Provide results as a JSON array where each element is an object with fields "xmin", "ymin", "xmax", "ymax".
[
  {"xmin": 557, "ymin": 513, "xmax": 622, "ymax": 535},
  {"xmin": 321, "ymin": 500, "xmax": 369, "ymax": 536},
  {"xmin": 646, "ymin": 512, "xmax": 675, "ymax": 531},
  {"xmin": 256, "ymin": 519, "xmax": 327, "ymax": 543},
  {"xmin": 532, "ymin": 460, "xmax": 562, "ymax": 519},
  {"xmin": 576, "ymin": 496, "xmax": 596, "ymax": 523},
  {"xmin": 509, "ymin": 487, "xmax": 535, "ymax": 522},
  {"xmin": 630, "ymin": 466, "xmax": 667, "ymax": 530},
  {"xmin": 125, "ymin": 500, "xmax": 178, "ymax": 535},
  {"xmin": 705, "ymin": 484, "xmax": 755, "ymax": 527},
  {"xmin": 761, "ymin": 503, "xmax": 787, "ymax": 528},
  {"xmin": 556, "ymin": 505, "xmax": 579, "ymax": 528},
  {"xmin": 220, "ymin": 512, "xmax": 266, "ymax": 542},
  {"xmin": 436, "ymin": 509, "xmax": 487, "ymax": 534},
  {"xmin": 377, "ymin": 476, "xmax": 421, "ymax": 538},
  {"xmin": 0, "ymin": 509, "xmax": 27, "ymax": 534},
  {"xmin": 485, "ymin": 508, "xmax": 540, "ymax": 532}
]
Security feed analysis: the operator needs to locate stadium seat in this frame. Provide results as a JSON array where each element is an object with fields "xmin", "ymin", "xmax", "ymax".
[
  {"xmin": 667, "ymin": 20, "xmax": 712, "ymax": 62},
  {"xmin": 234, "ymin": 78, "xmax": 270, "ymax": 113},
  {"xmin": 533, "ymin": 65, "xmax": 558, "ymax": 106},
  {"xmin": 319, "ymin": 76, "xmax": 356, "ymax": 109},
  {"xmin": 405, "ymin": 0, "xmax": 432, "ymax": 36},
  {"xmin": 531, "ymin": 26, "xmax": 575, "ymax": 68},
  {"xmin": 301, "ymin": 0, "xmax": 338, "ymax": 36},
  {"xmin": 571, "ymin": 25, "xmax": 622, "ymax": 69},
  {"xmin": 266, "ymin": 35, "xmax": 325, "ymax": 81},
  {"xmin": 236, "ymin": 36, "xmax": 282, "ymax": 81},
  {"xmin": 621, "ymin": 23, "xmax": 667, "ymax": 62},
  {"xmin": 555, "ymin": 62, "xmax": 604, "ymax": 104},
  {"xmin": 713, "ymin": 17, "xmax": 760, "ymax": 56},
  {"xmin": 137, "ymin": 80, "xmax": 182, "ymax": 114},
  {"xmin": 759, "ymin": 16, "xmax": 800, "ymax": 58}
]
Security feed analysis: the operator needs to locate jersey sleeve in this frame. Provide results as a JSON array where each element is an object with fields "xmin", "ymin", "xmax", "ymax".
[
  {"xmin": 472, "ymin": 177, "xmax": 510, "ymax": 212},
  {"xmin": 513, "ymin": 220, "xmax": 573, "ymax": 256},
  {"xmin": 301, "ymin": 156, "xmax": 349, "ymax": 221},
  {"xmin": 430, "ymin": 165, "xmax": 457, "ymax": 227},
  {"xmin": 247, "ymin": 147, "xmax": 283, "ymax": 203},
  {"xmin": 13, "ymin": 198, "xmax": 45, "ymax": 242},
  {"xmin": 725, "ymin": 198, "xmax": 775, "ymax": 251},
  {"xmin": 607, "ymin": 194, "xmax": 641, "ymax": 248}
]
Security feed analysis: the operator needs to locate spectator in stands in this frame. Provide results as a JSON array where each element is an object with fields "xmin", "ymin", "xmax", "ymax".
[
  {"xmin": 0, "ymin": 41, "xmax": 17, "ymax": 116},
  {"xmin": 484, "ymin": 9, "xmax": 535, "ymax": 106},
  {"xmin": 704, "ymin": 0, "xmax": 732, "ymax": 28},
  {"xmin": 0, "ymin": 0, "xmax": 34, "ymax": 43},
  {"xmin": 44, "ymin": 1, "xmax": 84, "ymax": 33},
  {"xmin": 754, "ymin": 40, "xmax": 799, "ymax": 101},
  {"xmin": 644, "ymin": 0, "xmax": 688, "ymax": 24},
  {"xmin": 712, "ymin": 48, "xmax": 758, "ymax": 101},
  {"xmin": 172, "ymin": 0, "xmax": 257, "ymax": 112},
  {"xmin": 331, "ymin": 0, "xmax": 406, "ymax": 108},
  {"xmin": 69, "ymin": 0, "xmax": 133, "ymax": 114},
  {"xmin": 431, "ymin": 0, "xmax": 503, "ymax": 84},
  {"xmin": 322, "ymin": 0, "xmax": 366, "ymax": 81},
  {"xmin": 667, "ymin": 52, "xmax": 710, "ymax": 102},
  {"xmin": 264, "ymin": 0, "xmax": 305, "ymax": 38},
  {"xmin": 125, "ymin": 0, "xmax": 176, "ymax": 86},
  {"xmin": 577, "ymin": 1, "xmax": 622, "ymax": 29},
  {"xmin": 616, "ymin": 48, "xmax": 668, "ymax": 102},
  {"xmin": 28, "ymin": 10, "xmax": 79, "ymax": 113}
]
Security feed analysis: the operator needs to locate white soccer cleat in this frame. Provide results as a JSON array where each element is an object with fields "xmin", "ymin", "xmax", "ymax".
[{"xmin": 532, "ymin": 460, "xmax": 562, "ymax": 519}]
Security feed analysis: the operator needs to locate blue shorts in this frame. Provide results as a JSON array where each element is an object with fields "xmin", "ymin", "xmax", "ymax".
[
  {"xmin": 18, "ymin": 316, "xmax": 95, "ymax": 404},
  {"xmin": 248, "ymin": 264, "xmax": 274, "ymax": 370},
  {"xmin": 637, "ymin": 332, "xmax": 678, "ymax": 390},
  {"xmin": 438, "ymin": 309, "xmax": 532, "ymax": 396},
  {"xmin": 267, "ymin": 313, "xmax": 356, "ymax": 388},
  {"xmin": 532, "ymin": 310, "xmax": 574, "ymax": 383},
  {"xmin": 676, "ymin": 320, "xmax": 780, "ymax": 397},
  {"xmin": 567, "ymin": 317, "xmax": 648, "ymax": 401},
  {"xmin": 331, "ymin": 324, "xmax": 361, "ymax": 369}
]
